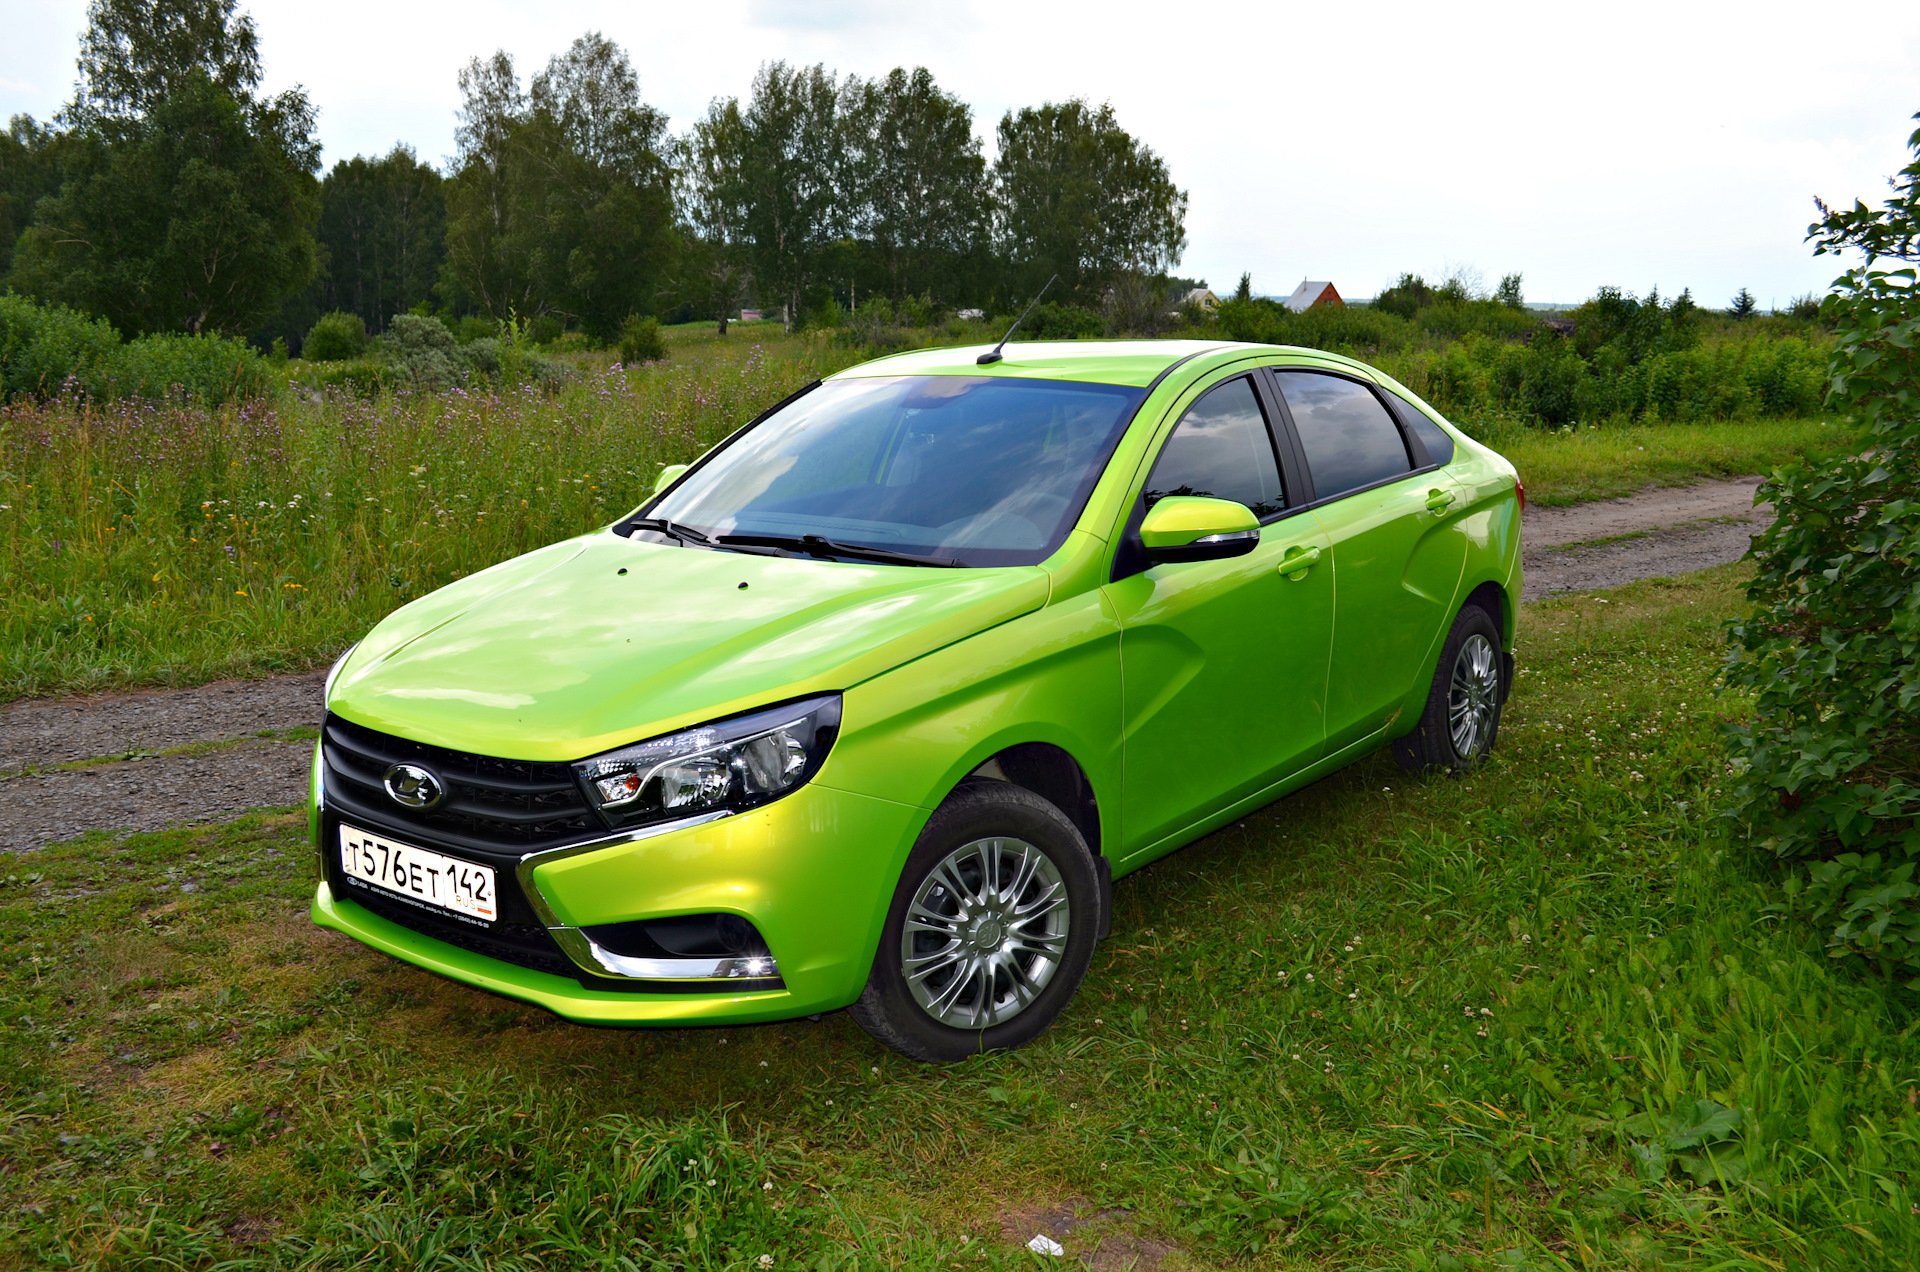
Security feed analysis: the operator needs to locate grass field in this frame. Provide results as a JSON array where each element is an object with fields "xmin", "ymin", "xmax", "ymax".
[
  {"xmin": 0, "ymin": 326, "xmax": 1862, "ymax": 701},
  {"xmin": 4, "ymin": 566, "xmax": 1914, "ymax": 1269}
]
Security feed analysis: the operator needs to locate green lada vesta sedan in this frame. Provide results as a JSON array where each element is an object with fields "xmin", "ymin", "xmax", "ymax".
[{"xmin": 312, "ymin": 339, "xmax": 1522, "ymax": 1061}]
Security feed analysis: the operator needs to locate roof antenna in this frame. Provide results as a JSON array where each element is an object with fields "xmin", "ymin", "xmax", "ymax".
[{"xmin": 977, "ymin": 274, "xmax": 1058, "ymax": 365}]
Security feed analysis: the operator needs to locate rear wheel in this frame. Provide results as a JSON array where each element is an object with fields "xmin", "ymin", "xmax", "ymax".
[
  {"xmin": 1394, "ymin": 604, "xmax": 1505, "ymax": 774},
  {"xmin": 850, "ymin": 783, "xmax": 1101, "ymax": 1063}
]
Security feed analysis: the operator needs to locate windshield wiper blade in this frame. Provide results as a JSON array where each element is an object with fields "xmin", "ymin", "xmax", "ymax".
[
  {"xmin": 713, "ymin": 532, "xmax": 960, "ymax": 568},
  {"xmin": 627, "ymin": 516, "xmax": 716, "ymax": 546}
]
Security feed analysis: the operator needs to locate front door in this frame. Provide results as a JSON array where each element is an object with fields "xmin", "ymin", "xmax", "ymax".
[{"xmin": 1101, "ymin": 373, "xmax": 1335, "ymax": 862}]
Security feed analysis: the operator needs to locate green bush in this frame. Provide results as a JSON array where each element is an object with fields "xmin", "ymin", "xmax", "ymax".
[
  {"xmin": 452, "ymin": 314, "xmax": 495, "ymax": 345},
  {"xmin": 1017, "ymin": 302, "xmax": 1105, "ymax": 340},
  {"xmin": 107, "ymin": 332, "xmax": 271, "ymax": 404},
  {"xmin": 1723, "ymin": 115, "xmax": 1920, "ymax": 982},
  {"xmin": 379, "ymin": 313, "xmax": 465, "ymax": 390},
  {"xmin": 291, "ymin": 357, "xmax": 389, "ymax": 396},
  {"xmin": 0, "ymin": 292, "xmax": 122, "ymax": 399},
  {"xmin": 303, "ymin": 311, "xmax": 369, "ymax": 362},
  {"xmin": 618, "ymin": 314, "xmax": 666, "ymax": 365}
]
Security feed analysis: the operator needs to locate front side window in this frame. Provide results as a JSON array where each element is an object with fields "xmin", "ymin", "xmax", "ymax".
[
  {"xmin": 641, "ymin": 375, "xmax": 1144, "ymax": 567},
  {"xmin": 1274, "ymin": 372, "xmax": 1412, "ymax": 500},
  {"xmin": 1142, "ymin": 377, "xmax": 1285, "ymax": 518}
]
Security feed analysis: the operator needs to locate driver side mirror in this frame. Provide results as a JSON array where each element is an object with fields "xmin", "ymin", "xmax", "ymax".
[
  {"xmin": 653, "ymin": 462, "xmax": 690, "ymax": 495},
  {"xmin": 1139, "ymin": 496, "xmax": 1260, "ymax": 563}
]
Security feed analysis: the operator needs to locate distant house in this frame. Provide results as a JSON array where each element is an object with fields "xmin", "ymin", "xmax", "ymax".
[
  {"xmin": 1281, "ymin": 280, "xmax": 1342, "ymax": 313},
  {"xmin": 956, "ymin": 307, "xmax": 985, "ymax": 321},
  {"xmin": 1181, "ymin": 287, "xmax": 1221, "ymax": 313},
  {"xmin": 739, "ymin": 309, "xmax": 763, "ymax": 322}
]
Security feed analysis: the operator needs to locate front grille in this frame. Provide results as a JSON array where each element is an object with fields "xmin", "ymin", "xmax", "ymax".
[{"xmin": 322, "ymin": 714, "xmax": 601, "ymax": 853}]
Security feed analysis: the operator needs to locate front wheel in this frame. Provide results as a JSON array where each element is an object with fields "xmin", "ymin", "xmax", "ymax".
[
  {"xmin": 850, "ymin": 783, "xmax": 1101, "ymax": 1063},
  {"xmin": 1394, "ymin": 604, "xmax": 1506, "ymax": 774}
]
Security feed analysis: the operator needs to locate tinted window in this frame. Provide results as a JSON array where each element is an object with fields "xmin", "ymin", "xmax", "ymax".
[
  {"xmin": 1143, "ymin": 377, "xmax": 1285, "ymax": 517},
  {"xmin": 1387, "ymin": 392, "xmax": 1455, "ymax": 466},
  {"xmin": 1274, "ymin": 372, "xmax": 1412, "ymax": 499}
]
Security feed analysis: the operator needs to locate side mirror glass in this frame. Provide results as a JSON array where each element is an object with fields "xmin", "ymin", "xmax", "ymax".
[
  {"xmin": 1139, "ymin": 495, "xmax": 1260, "ymax": 563},
  {"xmin": 652, "ymin": 463, "xmax": 691, "ymax": 495}
]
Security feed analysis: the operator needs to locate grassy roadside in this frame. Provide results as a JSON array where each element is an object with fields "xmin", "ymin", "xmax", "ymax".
[
  {"xmin": 4, "ymin": 566, "xmax": 1914, "ymax": 1269},
  {"xmin": 1478, "ymin": 415, "xmax": 1858, "ymax": 507}
]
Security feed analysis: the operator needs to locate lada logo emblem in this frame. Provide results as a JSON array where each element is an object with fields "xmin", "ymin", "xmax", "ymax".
[{"xmin": 383, "ymin": 762, "xmax": 445, "ymax": 810}]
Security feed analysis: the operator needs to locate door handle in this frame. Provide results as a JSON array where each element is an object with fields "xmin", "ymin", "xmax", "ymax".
[
  {"xmin": 1277, "ymin": 545, "xmax": 1322, "ymax": 579},
  {"xmin": 1425, "ymin": 487, "xmax": 1457, "ymax": 514}
]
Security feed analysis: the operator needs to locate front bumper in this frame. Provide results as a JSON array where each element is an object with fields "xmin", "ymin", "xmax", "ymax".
[{"xmin": 310, "ymin": 761, "xmax": 928, "ymax": 1026}]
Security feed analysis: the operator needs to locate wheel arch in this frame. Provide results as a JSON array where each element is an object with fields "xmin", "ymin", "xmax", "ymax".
[{"xmin": 1462, "ymin": 578, "xmax": 1513, "ymax": 648}]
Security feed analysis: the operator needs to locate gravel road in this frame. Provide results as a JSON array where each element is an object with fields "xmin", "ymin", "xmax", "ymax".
[{"xmin": 0, "ymin": 476, "xmax": 1771, "ymax": 852}]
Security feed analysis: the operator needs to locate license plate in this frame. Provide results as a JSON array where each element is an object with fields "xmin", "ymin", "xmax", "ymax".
[{"xmin": 338, "ymin": 824, "xmax": 497, "ymax": 923}]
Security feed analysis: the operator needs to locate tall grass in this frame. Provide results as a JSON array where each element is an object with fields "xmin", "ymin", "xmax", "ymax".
[{"xmin": 0, "ymin": 333, "xmax": 859, "ymax": 698}]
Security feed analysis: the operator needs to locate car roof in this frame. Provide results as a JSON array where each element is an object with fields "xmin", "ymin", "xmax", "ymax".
[{"xmin": 830, "ymin": 340, "xmax": 1380, "ymax": 389}]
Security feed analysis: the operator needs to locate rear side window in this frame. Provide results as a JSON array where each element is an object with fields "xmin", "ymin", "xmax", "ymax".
[
  {"xmin": 1273, "ymin": 371, "xmax": 1412, "ymax": 500},
  {"xmin": 1143, "ymin": 376, "xmax": 1286, "ymax": 517},
  {"xmin": 1387, "ymin": 392, "xmax": 1456, "ymax": 466}
]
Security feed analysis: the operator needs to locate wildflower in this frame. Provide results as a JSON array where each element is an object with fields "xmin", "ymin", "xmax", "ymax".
[
  {"xmin": 759, "ymin": 1257, "xmax": 774, "ymax": 1269},
  {"xmin": 235, "ymin": 589, "xmax": 248, "ymax": 597}
]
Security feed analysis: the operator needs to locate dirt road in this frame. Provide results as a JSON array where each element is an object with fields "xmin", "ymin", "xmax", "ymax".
[{"xmin": 1, "ymin": 476, "xmax": 1770, "ymax": 851}]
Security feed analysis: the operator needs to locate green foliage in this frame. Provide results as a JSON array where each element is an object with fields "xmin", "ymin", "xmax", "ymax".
[
  {"xmin": 302, "ymin": 310, "xmax": 369, "ymax": 362},
  {"xmin": 377, "ymin": 312, "xmax": 464, "ymax": 390},
  {"xmin": 0, "ymin": 291, "xmax": 122, "ymax": 398},
  {"xmin": 1495, "ymin": 272, "xmax": 1525, "ymax": 309},
  {"xmin": 618, "ymin": 314, "xmax": 666, "ymax": 364},
  {"xmin": 993, "ymin": 98, "xmax": 1188, "ymax": 302},
  {"xmin": 441, "ymin": 38, "xmax": 676, "ymax": 343},
  {"xmin": 1724, "ymin": 114, "xmax": 1920, "ymax": 982},
  {"xmin": 108, "ymin": 330, "xmax": 269, "ymax": 403},
  {"xmin": 0, "ymin": 115, "xmax": 69, "ymax": 279},
  {"xmin": 1729, "ymin": 287, "xmax": 1759, "ymax": 319},
  {"xmin": 1017, "ymin": 301, "xmax": 1106, "ymax": 340},
  {"xmin": 0, "ymin": 291, "xmax": 266, "ymax": 402},
  {"xmin": 12, "ymin": 2, "xmax": 319, "ymax": 338},
  {"xmin": 305, "ymin": 146, "xmax": 445, "ymax": 336}
]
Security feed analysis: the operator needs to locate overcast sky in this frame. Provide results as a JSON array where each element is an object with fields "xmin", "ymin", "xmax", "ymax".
[{"xmin": 3, "ymin": 0, "xmax": 1915, "ymax": 308}]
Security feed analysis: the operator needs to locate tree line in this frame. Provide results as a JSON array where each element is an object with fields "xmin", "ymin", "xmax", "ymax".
[{"xmin": 0, "ymin": 0, "xmax": 1190, "ymax": 352}]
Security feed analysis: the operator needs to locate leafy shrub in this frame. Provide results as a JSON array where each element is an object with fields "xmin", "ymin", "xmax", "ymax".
[
  {"xmin": 1017, "ymin": 302, "xmax": 1105, "ymax": 340},
  {"xmin": 303, "ymin": 310, "xmax": 369, "ymax": 362},
  {"xmin": 0, "ymin": 293, "xmax": 270, "ymax": 403},
  {"xmin": 452, "ymin": 314, "xmax": 495, "ymax": 345},
  {"xmin": 292, "ymin": 357, "xmax": 389, "ymax": 396},
  {"xmin": 1723, "ymin": 115, "xmax": 1920, "ymax": 982},
  {"xmin": 108, "ymin": 332, "xmax": 271, "ymax": 404},
  {"xmin": 527, "ymin": 313, "xmax": 564, "ymax": 346},
  {"xmin": 379, "ymin": 313, "xmax": 465, "ymax": 390},
  {"xmin": 618, "ymin": 314, "xmax": 666, "ymax": 365},
  {"xmin": 0, "ymin": 292, "xmax": 121, "ymax": 399}
]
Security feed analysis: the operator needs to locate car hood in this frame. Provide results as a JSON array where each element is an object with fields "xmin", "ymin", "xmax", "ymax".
[{"xmin": 328, "ymin": 531, "xmax": 1049, "ymax": 761}]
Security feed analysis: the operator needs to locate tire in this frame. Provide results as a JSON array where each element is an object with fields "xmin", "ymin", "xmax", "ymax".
[
  {"xmin": 1393, "ymin": 603, "xmax": 1505, "ymax": 774},
  {"xmin": 850, "ymin": 782, "xmax": 1102, "ymax": 1063}
]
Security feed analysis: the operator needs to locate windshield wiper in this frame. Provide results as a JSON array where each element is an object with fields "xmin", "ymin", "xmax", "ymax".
[
  {"xmin": 622, "ymin": 514, "xmax": 787, "ymax": 561},
  {"xmin": 627, "ymin": 516, "xmax": 716, "ymax": 546},
  {"xmin": 713, "ymin": 532, "xmax": 960, "ymax": 568}
]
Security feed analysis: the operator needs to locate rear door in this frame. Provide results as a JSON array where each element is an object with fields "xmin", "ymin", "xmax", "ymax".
[{"xmin": 1265, "ymin": 367, "xmax": 1468, "ymax": 754}]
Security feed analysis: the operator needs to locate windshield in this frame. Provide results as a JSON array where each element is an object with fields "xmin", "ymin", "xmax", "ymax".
[{"xmin": 633, "ymin": 375, "xmax": 1145, "ymax": 567}]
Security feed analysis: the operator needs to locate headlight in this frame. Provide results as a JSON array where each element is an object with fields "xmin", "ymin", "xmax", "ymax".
[{"xmin": 574, "ymin": 695, "xmax": 841, "ymax": 830}]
